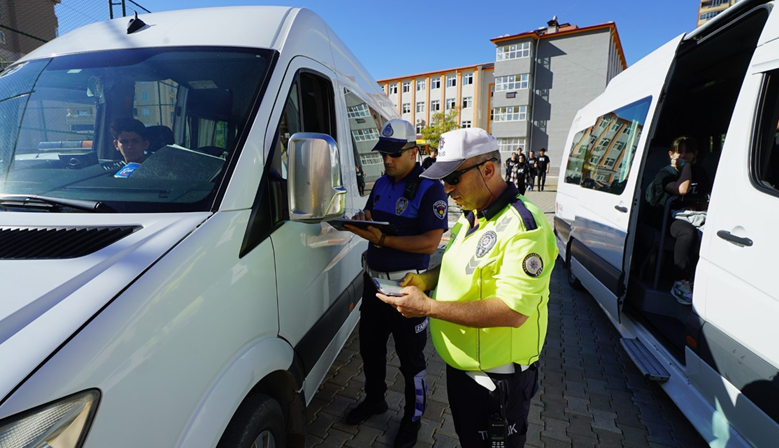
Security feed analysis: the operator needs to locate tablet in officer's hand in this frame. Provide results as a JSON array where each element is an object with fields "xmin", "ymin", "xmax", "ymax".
[{"xmin": 373, "ymin": 277, "xmax": 404, "ymax": 297}]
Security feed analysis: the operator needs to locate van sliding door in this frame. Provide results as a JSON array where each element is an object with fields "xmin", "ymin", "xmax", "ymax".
[{"xmin": 567, "ymin": 36, "xmax": 683, "ymax": 320}]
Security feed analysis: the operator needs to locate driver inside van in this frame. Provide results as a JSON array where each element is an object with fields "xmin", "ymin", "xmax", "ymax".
[
  {"xmin": 111, "ymin": 118, "xmax": 149, "ymax": 165},
  {"xmin": 646, "ymin": 136, "xmax": 711, "ymax": 305}
]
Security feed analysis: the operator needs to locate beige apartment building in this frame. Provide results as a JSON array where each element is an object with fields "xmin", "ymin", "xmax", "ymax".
[
  {"xmin": 697, "ymin": 0, "xmax": 741, "ymax": 27},
  {"xmin": 0, "ymin": 0, "xmax": 60, "ymax": 68}
]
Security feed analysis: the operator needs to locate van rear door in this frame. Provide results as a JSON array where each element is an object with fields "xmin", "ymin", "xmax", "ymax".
[{"xmin": 567, "ymin": 36, "xmax": 683, "ymax": 320}]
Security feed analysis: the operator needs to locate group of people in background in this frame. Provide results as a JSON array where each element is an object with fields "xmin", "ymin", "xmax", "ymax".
[{"xmin": 504, "ymin": 147, "xmax": 551, "ymax": 195}]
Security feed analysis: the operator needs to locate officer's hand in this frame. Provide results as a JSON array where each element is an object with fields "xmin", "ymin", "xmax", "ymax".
[
  {"xmin": 343, "ymin": 223, "xmax": 382, "ymax": 246},
  {"xmin": 398, "ymin": 272, "xmax": 428, "ymax": 290},
  {"xmin": 351, "ymin": 209, "xmax": 373, "ymax": 221},
  {"xmin": 376, "ymin": 286, "xmax": 432, "ymax": 319}
]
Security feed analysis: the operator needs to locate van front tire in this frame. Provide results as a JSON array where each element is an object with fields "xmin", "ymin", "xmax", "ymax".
[
  {"xmin": 565, "ymin": 246, "xmax": 583, "ymax": 290},
  {"xmin": 217, "ymin": 393, "xmax": 286, "ymax": 448}
]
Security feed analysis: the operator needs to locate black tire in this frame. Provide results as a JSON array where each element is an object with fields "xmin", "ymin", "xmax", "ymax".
[{"xmin": 217, "ymin": 394, "xmax": 286, "ymax": 448}]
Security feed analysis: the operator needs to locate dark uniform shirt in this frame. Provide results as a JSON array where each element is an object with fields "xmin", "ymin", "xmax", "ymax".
[{"xmin": 364, "ymin": 164, "xmax": 448, "ymax": 272}]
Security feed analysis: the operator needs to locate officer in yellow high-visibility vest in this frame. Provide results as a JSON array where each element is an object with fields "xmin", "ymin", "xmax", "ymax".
[{"xmin": 377, "ymin": 127, "xmax": 557, "ymax": 448}]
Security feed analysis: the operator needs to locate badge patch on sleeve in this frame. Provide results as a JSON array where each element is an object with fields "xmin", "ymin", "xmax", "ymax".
[
  {"xmin": 475, "ymin": 231, "xmax": 497, "ymax": 258},
  {"xmin": 523, "ymin": 253, "xmax": 544, "ymax": 277},
  {"xmin": 433, "ymin": 200, "xmax": 447, "ymax": 220}
]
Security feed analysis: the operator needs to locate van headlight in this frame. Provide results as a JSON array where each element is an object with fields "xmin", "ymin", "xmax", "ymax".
[{"xmin": 0, "ymin": 389, "xmax": 99, "ymax": 448}]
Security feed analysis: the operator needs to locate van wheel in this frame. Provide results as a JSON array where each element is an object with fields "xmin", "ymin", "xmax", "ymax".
[
  {"xmin": 566, "ymin": 249, "xmax": 583, "ymax": 290},
  {"xmin": 217, "ymin": 394, "xmax": 286, "ymax": 448}
]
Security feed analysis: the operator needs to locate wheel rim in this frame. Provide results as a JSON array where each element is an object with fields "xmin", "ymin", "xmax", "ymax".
[{"xmin": 251, "ymin": 430, "xmax": 276, "ymax": 448}]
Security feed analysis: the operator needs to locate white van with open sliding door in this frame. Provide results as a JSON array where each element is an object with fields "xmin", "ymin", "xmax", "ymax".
[
  {"xmin": 556, "ymin": 0, "xmax": 779, "ymax": 446},
  {"xmin": 0, "ymin": 7, "xmax": 397, "ymax": 448}
]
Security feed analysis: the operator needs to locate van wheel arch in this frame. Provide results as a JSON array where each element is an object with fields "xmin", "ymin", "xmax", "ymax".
[{"xmin": 218, "ymin": 370, "xmax": 306, "ymax": 448}]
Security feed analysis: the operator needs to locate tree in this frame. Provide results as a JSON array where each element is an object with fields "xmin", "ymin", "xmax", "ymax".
[{"xmin": 421, "ymin": 108, "xmax": 459, "ymax": 150}]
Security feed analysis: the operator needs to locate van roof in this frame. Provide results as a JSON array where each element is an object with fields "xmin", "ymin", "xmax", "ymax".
[{"xmin": 20, "ymin": 6, "xmax": 302, "ymax": 62}]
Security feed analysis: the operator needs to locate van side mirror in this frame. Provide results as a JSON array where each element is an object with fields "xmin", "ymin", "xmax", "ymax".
[{"xmin": 287, "ymin": 132, "xmax": 346, "ymax": 222}]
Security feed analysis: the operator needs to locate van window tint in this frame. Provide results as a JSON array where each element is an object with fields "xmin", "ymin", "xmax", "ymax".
[
  {"xmin": 564, "ymin": 97, "xmax": 651, "ymax": 195},
  {"xmin": 752, "ymin": 70, "xmax": 779, "ymax": 194},
  {"xmin": 343, "ymin": 88, "xmax": 388, "ymax": 192}
]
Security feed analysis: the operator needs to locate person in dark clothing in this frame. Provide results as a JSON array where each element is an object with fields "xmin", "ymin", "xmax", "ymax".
[
  {"xmin": 506, "ymin": 152, "xmax": 520, "ymax": 186},
  {"xmin": 646, "ymin": 136, "xmax": 711, "ymax": 305},
  {"xmin": 515, "ymin": 153, "xmax": 530, "ymax": 195},
  {"xmin": 342, "ymin": 119, "xmax": 448, "ymax": 448},
  {"xmin": 356, "ymin": 165, "xmax": 365, "ymax": 196},
  {"xmin": 526, "ymin": 150, "xmax": 538, "ymax": 191},
  {"xmin": 422, "ymin": 147, "xmax": 438, "ymax": 170},
  {"xmin": 536, "ymin": 148, "xmax": 551, "ymax": 191}
]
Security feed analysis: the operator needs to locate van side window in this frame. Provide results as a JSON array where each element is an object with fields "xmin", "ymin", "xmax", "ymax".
[
  {"xmin": 752, "ymin": 70, "xmax": 779, "ymax": 194},
  {"xmin": 343, "ymin": 88, "xmax": 388, "ymax": 195},
  {"xmin": 564, "ymin": 97, "xmax": 651, "ymax": 195}
]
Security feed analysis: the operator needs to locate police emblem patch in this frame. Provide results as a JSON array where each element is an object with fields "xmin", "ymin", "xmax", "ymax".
[
  {"xmin": 383, "ymin": 123, "xmax": 394, "ymax": 137},
  {"xmin": 475, "ymin": 231, "xmax": 497, "ymax": 258},
  {"xmin": 396, "ymin": 197, "xmax": 409, "ymax": 215},
  {"xmin": 523, "ymin": 253, "xmax": 544, "ymax": 277},
  {"xmin": 433, "ymin": 200, "xmax": 447, "ymax": 220}
]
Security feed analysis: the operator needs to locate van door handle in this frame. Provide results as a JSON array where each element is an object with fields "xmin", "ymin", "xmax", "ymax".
[
  {"xmin": 614, "ymin": 205, "xmax": 628, "ymax": 213},
  {"xmin": 716, "ymin": 230, "xmax": 753, "ymax": 247}
]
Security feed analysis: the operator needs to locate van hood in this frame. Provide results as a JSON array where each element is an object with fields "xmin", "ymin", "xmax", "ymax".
[{"xmin": 0, "ymin": 212, "xmax": 211, "ymax": 401}]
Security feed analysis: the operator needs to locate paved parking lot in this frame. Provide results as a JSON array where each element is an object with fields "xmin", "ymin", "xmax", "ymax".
[{"xmin": 305, "ymin": 185, "xmax": 708, "ymax": 448}]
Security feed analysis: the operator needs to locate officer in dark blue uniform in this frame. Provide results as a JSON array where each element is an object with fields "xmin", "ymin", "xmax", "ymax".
[{"xmin": 343, "ymin": 119, "xmax": 448, "ymax": 448}]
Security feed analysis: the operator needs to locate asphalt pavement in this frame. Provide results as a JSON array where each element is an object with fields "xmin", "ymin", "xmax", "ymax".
[{"xmin": 305, "ymin": 179, "xmax": 707, "ymax": 447}]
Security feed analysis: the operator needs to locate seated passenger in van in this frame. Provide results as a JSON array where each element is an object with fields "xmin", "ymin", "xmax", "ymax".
[
  {"xmin": 110, "ymin": 118, "xmax": 149, "ymax": 164},
  {"xmin": 646, "ymin": 136, "xmax": 711, "ymax": 305}
]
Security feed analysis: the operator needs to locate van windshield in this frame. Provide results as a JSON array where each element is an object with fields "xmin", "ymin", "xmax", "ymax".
[{"xmin": 0, "ymin": 47, "xmax": 273, "ymax": 213}]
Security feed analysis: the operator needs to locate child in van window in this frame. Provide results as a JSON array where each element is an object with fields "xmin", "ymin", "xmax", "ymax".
[{"xmin": 646, "ymin": 136, "xmax": 711, "ymax": 305}]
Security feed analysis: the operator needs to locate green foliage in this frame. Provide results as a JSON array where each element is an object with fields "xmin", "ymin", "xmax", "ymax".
[{"xmin": 421, "ymin": 108, "xmax": 459, "ymax": 149}]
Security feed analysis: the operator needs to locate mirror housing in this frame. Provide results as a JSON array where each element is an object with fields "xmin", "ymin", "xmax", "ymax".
[{"xmin": 287, "ymin": 132, "xmax": 346, "ymax": 222}]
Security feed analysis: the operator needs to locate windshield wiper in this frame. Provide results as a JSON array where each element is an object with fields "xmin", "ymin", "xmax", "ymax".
[{"xmin": 0, "ymin": 194, "xmax": 115, "ymax": 213}]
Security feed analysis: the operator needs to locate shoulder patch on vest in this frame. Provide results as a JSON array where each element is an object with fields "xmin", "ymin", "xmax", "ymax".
[
  {"xmin": 433, "ymin": 200, "xmax": 447, "ymax": 220},
  {"xmin": 523, "ymin": 253, "xmax": 544, "ymax": 277}
]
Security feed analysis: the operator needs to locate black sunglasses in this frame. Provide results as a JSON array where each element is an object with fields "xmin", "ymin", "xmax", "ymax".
[
  {"xmin": 442, "ymin": 158, "xmax": 497, "ymax": 185},
  {"xmin": 383, "ymin": 146, "xmax": 417, "ymax": 158}
]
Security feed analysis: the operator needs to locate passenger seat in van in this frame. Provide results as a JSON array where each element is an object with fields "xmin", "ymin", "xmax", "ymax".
[{"xmin": 146, "ymin": 125, "xmax": 174, "ymax": 153}]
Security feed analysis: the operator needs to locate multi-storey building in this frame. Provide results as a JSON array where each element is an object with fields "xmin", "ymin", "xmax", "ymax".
[
  {"xmin": 378, "ymin": 16, "xmax": 625, "ymax": 173},
  {"xmin": 697, "ymin": 0, "xmax": 741, "ymax": 27},
  {"xmin": 0, "ymin": 0, "xmax": 60, "ymax": 69},
  {"xmin": 378, "ymin": 62, "xmax": 495, "ymax": 150}
]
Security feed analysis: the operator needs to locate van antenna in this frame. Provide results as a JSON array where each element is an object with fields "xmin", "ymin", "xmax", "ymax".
[{"xmin": 127, "ymin": 11, "xmax": 147, "ymax": 34}]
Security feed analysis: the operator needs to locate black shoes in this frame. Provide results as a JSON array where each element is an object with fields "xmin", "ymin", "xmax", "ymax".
[
  {"xmin": 394, "ymin": 417, "xmax": 421, "ymax": 448},
  {"xmin": 344, "ymin": 400, "xmax": 388, "ymax": 425}
]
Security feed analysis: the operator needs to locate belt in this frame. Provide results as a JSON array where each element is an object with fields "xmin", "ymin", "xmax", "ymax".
[
  {"xmin": 366, "ymin": 267, "xmax": 423, "ymax": 281},
  {"xmin": 467, "ymin": 363, "xmax": 531, "ymax": 391}
]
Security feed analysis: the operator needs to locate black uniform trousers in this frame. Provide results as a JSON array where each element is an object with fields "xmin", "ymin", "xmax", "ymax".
[
  {"xmin": 359, "ymin": 272, "xmax": 428, "ymax": 420},
  {"xmin": 447, "ymin": 363, "xmax": 539, "ymax": 448}
]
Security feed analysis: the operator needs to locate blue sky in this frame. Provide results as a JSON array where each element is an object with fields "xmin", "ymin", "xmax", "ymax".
[{"xmin": 118, "ymin": 0, "xmax": 699, "ymax": 80}]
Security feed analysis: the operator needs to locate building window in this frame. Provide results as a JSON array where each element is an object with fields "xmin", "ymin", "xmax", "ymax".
[
  {"xmin": 141, "ymin": 108, "xmax": 150, "ymax": 116},
  {"xmin": 700, "ymin": 11, "xmax": 722, "ymax": 21},
  {"xmin": 417, "ymin": 80, "xmax": 426, "ymax": 91},
  {"xmin": 496, "ymin": 42, "xmax": 531, "ymax": 61},
  {"xmin": 462, "ymin": 96, "xmax": 473, "ymax": 109},
  {"xmin": 462, "ymin": 73, "xmax": 474, "ymax": 85},
  {"xmin": 352, "ymin": 128, "xmax": 380, "ymax": 142},
  {"xmin": 348, "ymin": 103, "xmax": 371, "ymax": 118},
  {"xmin": 446, "ymin": 98, "xmax": 456, "ymax": 110},
  {"xmin": 461, "ymin": 120, "xmax": 472, "ymax": 128},
  {"xmin": 416, "ymin": 120, "xmax": 425, "ymax": 134},
  {"xmin": 431, "ymin": 77, "xmax": 441, "ymax": 89},
  {"xmin": 446, "ymin": 75, "xmax": 457, "ymax": 87},
  {"xmin": 497, "ymin": 138, "xmax": 526, "ymax": 153},
  {"xmin": 416, "ymin": 102, "xmax": 425, "ymax": 113},
  {"xmin": 402, "ymin": 81, "xmax": 411, "ymax": 93},
  {"xmin": 493, "ymin": 106, "xmax": 527, "ymax": 122},
  {"xmin": 360, "ymin": 152, "xmax": 383, "ymax": 165},
  {"xmin": 495, "ymin": 74, "xmax": 529, "ymax": 92},
  {"xmin": 431, "ymin": 100, "xmax": 440, "ymax": 111},
  {"xmin": 389, "ymin": 84, "xmax": 398, "ymax": 95},
  {"xmin": 402, "ymin": 103, "xmax": 411, "ymax": 114}
]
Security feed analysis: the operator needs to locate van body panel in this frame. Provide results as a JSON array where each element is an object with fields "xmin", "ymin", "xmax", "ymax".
[
  {"xmin": 0, "ymin": 210, "xmax": 282, "ymax": 447},
  {"xmin": 0, "ymin": 212, "xmax": 210, "ymax": 401}
]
